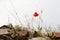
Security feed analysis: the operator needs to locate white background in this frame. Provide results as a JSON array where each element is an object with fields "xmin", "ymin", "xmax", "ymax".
[{"xmin": 0, "ymin": 0, "xmax": 60, "ymax": 31}]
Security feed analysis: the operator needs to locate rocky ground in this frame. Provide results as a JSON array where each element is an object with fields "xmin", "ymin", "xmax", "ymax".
[{"xmin": 29, "ymin": 37, "xmax": 46, "ymax": 40}]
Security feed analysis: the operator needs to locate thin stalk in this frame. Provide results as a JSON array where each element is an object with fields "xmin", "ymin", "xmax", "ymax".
[{"xmin": 9, "ymin": 0, "xmax": 22, "ymax": 26}]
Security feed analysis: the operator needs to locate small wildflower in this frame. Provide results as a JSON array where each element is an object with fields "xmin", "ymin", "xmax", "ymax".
[{"xmin": 33, "ymin": 12, "xmax": 39, "ymax": 17}]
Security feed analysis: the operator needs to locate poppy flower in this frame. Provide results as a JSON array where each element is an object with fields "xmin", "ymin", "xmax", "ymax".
[{"xmin": 33, "ymin": 12, "xmax": 39, "ymax": 17}]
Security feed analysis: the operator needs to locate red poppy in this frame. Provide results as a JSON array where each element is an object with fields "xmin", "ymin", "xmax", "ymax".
[{"xmin": 33, "ymin": 12, "xmax": 39, "ymax": 17}]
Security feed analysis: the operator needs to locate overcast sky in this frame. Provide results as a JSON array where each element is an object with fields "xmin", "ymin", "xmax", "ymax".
[{"xmin": 0, "ymin": 0, "xmax": 60, "ymax": 31}]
